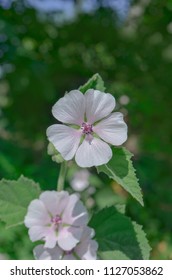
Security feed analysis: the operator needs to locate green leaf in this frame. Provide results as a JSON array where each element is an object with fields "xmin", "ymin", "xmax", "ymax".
[
  {"xmin": 97, "ymin": 147, "xmax": 144, "ymax": 206},
  {"xmin": 79, "ymin": 73, "xmax": 106, "ymax": 93},
  {"xmin": 89, "ymin": 207, "xmax": 151, "ymax": 260},
  {"xmin": 0, "ymin": 176, "xmax": 41, "ymax": 228},
  {"xmin": 95, "ymin": 187, "xmax": 126, "ymax": 213}
]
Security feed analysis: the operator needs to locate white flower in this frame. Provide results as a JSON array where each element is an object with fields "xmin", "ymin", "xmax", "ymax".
[
  {"xmin": 46, "ymin": 89, "xmax": 127, "ymax": 168},
  {"xmin": 24, "ymin": 191, "xmax": 88, "ymax": 251},
  {"xmin": 33, "ymin": 227, "xmax": 98, "ymax": 260},
  {"xmin": 71, "ymin": 169, "xmax": 90, "ymax": 192}
]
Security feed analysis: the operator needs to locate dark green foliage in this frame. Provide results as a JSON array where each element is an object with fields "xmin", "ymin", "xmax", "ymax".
[{"xmin": 89, "ymin": 207, "xmax": 151, "ymax": 259}]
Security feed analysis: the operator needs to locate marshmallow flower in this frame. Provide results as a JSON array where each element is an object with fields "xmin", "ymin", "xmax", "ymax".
[
  {"xmin": 24, "ymin": 191, "xmax": 88, "ymax": 251},
  {"xmin": 33, "ymin": 227, "xmax": 98, "ymax": 260},
  {"xmin": 46, "ymin": 89, "xmax": 127, "ymax": 168}
]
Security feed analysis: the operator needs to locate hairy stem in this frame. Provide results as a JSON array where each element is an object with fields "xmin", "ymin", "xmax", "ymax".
[{"xmin": 57, "ymin": 161, "xmax": 68, "ymax": 191}]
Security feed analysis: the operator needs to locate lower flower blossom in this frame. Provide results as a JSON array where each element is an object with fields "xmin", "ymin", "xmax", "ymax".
[
  {"xmin": 33, "ymin": 227, "xmax": 98, "ymax": 260},
  {"xmin": 24, "ymin": 191, "xmax": 88, "ymax": 251}
]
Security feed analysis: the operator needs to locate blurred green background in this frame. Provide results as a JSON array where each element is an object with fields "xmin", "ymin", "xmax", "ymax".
[{"xmin": 0, "ymin": 0, "xmax": 172, "ymax": 259}]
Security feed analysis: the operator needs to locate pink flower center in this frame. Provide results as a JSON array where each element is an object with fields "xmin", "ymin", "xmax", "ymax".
[
  {"xmin": 81, "ymin": 122, "xmax": 93, "ymax": 135},
  {"xmin": 51, "ymin": 215, "xmax": 62, "ymax": 225}
]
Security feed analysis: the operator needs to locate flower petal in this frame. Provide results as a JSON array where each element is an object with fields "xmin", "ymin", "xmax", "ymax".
[
  {"xmin": 52, "ymin": 90, "xmax": 85, "ymax": 125},
  {"xmin": 62, "ymin": 194, "xmax": 88, "ymax": 226},
  {"xmin": 46, "ymin": 124, "xmax": 82, "ymax": 160},
  {"xmin": 28, "ymin": 225, "xmax": 47, "ymax": 242},
  {"xmin": 40, "ymin": 191, "xmax": 69, "ymax": 216},
  {"xmin": 34, "ymin": 245, "xmax": 63, "ymax": 260},
  {"xmin": 85, "ymin": 89, "xmax": 116, "ymax": 124},
  {"xmin": 63, "ymin": 254, "xmax": 76, "ymax": 260},
  {"xmin": 76, "ymin": 239, "xmax": 98, "ymax": 260},
  {"xmin": 44, "ymin": 228, "xmax": 59, "ymax": 248},
  {"xmin": 24, "ymin": 199, "xmax": 50, "ymax": 228},
  {"xmin": 57, "ymin": 226, "xmax": 83, "ymax": 251},
  {"xmin": 75, "ymin": 137, "xmax": 112, "ymax": 167},
  {"xmin": 75, "ymin": 227, "xmax": 98, "ymax": 260},
  {"xmin": 28, "ymin": 225, "xmax": 58, "ymax": 248},
  {"xmin": 81, "ymin": 226, "xmax": 95, "ymax": 240},
  {"xmin": 94, "ymin": 112, "xmax": 128, "ymax": 145}
]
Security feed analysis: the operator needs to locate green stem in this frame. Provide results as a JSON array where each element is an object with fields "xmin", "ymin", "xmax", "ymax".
[
  {"xmin": 57, "ymin": 161, "xmax": 68, "ymax": 191},
  {"xmin": 73, "ymin": 251, "xmax": 80, "ymax": 260}
]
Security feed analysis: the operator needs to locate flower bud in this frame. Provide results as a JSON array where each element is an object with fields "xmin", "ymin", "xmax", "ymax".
[{"xmin": 47, "ymin": 142, "xmax": 64, "ymax": 163}]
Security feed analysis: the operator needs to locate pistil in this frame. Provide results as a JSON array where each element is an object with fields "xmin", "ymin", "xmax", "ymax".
[
  {"xmin": 81, "ymin": 122, "xmax": 93, "ymax": 135},
  {"xmin": 51, "ymin": 215, "xmax": 62, "ymax": 226}
]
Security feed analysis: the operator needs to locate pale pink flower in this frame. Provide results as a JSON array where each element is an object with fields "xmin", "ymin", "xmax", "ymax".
[
  {"xmin": 24, "ymin": 191, "xmax": 88, "ymax": 251},
  {"xmin": 46, "ymin": 89, "xmax": 127, "ymax": 168},
  {"xmin": 33, "ymin": 227, "xmax": 98, "ymax": 260}
]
